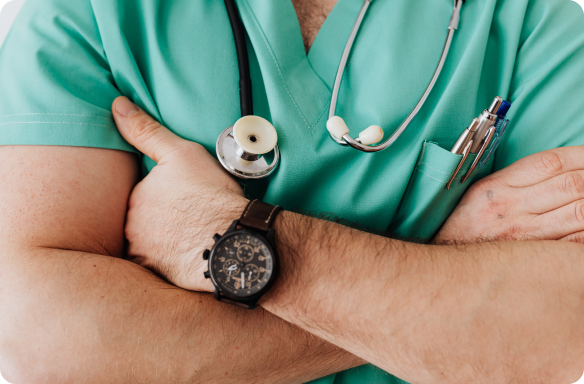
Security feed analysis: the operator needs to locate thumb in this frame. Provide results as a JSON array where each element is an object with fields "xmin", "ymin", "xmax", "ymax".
[{"xmin": 112, "ymin": 96, "xmax": 186, "ymax": 163}]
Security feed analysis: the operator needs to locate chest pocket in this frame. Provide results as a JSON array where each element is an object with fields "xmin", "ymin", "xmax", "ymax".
[{"xmin": 388, "ymin": 141, "xmax": 493, "ymax": 242}]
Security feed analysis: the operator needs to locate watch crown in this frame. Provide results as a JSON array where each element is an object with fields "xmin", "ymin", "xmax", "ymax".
[
  {"xmin": 202, "ymin": 250, "xmax": 210, "ymax": 260},
  {"xmin": 204, "ymin": 271, "xmax": 210, "ymax": 279},
  {"xmin": 213, "ymin": 234, "xmax": 222, "ymax": 243}
]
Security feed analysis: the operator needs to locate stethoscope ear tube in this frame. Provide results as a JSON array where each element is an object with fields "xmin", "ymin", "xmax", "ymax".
[{"xmin": 327, "ymin": 0, "xmax": 465, "ymax": 153}]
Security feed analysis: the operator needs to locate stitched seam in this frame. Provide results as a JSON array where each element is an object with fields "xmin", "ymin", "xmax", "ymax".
[
  {"xmin": 310, "ymin": 102, "xmax": 331, "ymax": 129},
  {"xmin": 0, "ymin": 122, "xmax": 115, "ymax": 129},
  {"xmin": 296, "ymin": 91, "xmax": 329, "ymax": 101},
  {"xmin": 242, "ymin": 200, "xmax": 256, "ymax": 219},
  {"xmin": 417, "ymin": 142, "xmax": 428, "ymax": 167},
  {"xmin": 241, "ymin": 0, "xmax": 312, "ymax": 129},
  {"xmin": 264, "ymin": 205, "xmax": 280, "ymax": 224},
  {"xmin": 0, "ymin": 113, "xmax": 112, "ymax": 121},
  {"xmin": 417, "ymin": 170, "xmax": 448, "ymax": 183},
  {"xmin": 417, "ymin": 168, "xmax": 490, "ymax": 184},
  {"xmin": 419, "ymin": 162, "xmax": 463, "ymax": 176}
]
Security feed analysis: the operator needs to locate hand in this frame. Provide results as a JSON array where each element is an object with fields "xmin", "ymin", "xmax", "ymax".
[
  {"xmin": 112, "ymin": 96, "xmax": 249, "ymax": 291},
  {"xmin": 435, "ymin": 146, "xmax": 584, "ymax": 245}
]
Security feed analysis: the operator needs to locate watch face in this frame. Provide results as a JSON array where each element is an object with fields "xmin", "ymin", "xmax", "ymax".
[{"xmin": 210, "ymin": 231, "xmax": 275, "ymax": 298}]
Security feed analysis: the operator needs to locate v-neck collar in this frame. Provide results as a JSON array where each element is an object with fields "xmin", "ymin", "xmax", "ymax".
[
  {"xmin": 235, "ymin": 0, "xmax": 363, "ymax": 129},
  {"xmin": 307, "ymin": 0, "xmax": 363, "ymax": 89}
]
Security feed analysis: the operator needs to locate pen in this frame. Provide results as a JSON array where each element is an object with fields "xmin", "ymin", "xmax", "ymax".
[
  {"xmin": 478, "ymin": 100, "xmax": 511, "ymax": 168},
  {"xmin": 446, "ymin": 118, "xmax": 479, "ymax": 189},
  {"xmin": 446, "ymin": 97, "xmax": 511, "ymax": 189},
  {"xmin": 462, "ymin": 98, "xmax": 513, "ymax": 182}
]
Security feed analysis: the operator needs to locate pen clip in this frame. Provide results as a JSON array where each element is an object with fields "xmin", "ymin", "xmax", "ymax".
[
  {"xmin": 446, "ymin": 140, "xmax": 473, "ymax": 190},
  {"xmin": 461, "ymin": 125, "xmax": 496, "ymax": 184},
  {"xmin": 478, "ymin": 118, "xmax": 509, "ymax": 168}
]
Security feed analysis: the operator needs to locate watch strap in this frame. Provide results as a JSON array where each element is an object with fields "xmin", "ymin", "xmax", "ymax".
[
  {"xmin": 219, "ymin": 297, "xmax": 257, "ymax": 310},
  {"xmin": 239, "ymin": 200, "xmax": 282, "ymax": 232}
]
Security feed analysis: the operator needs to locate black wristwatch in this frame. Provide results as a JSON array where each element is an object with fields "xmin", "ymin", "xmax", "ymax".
[{"xmin": 202, "ymin": 200, "xmax": 283, "ymax": 309}]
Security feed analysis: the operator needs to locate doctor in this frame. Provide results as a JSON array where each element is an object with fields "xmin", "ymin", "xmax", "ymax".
[
  {"xmin": 105, "ymin": 94, "xmax": 584, "ymax": 384},
  {"xmin": 1, "ymin": 0, "xmax": 584, "ymax": 383}
]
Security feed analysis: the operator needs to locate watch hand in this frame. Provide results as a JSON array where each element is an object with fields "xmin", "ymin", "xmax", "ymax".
[{"xmin": 241, "ymin": 271, "xmax": 245, "ymax": 290}]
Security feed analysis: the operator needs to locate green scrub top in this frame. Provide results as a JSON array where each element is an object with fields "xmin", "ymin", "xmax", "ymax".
[{"xmin": 1, "ymin": 0, "xmax": 584, "ymax": 382}]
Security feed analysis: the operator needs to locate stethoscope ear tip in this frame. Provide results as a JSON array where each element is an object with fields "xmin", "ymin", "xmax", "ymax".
[
  {"xmin": 359, "ymin": 125, "xmax": 384, "ymax": 145},
  {"xmin": 327, "ymin": 116, "xmax": 385, "ymax": 146},
  {"xmin": 327, "ymin": 116, "xmax": 350, "ymax": 140}
]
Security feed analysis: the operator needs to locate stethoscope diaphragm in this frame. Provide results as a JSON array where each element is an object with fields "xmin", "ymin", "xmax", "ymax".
[{"xmin": 216, "ymin": 115, "xmax": 280, "ymax": 179}]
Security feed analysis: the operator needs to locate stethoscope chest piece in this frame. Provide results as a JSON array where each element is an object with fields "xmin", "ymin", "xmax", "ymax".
[{"xmin": 216, "ymin": 115, "xmax": 280, "ymax": 179}]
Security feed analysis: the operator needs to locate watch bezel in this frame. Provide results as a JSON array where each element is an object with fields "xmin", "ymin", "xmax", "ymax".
[{"xmin": 208, "ymin": 228, "xmax": 279, "ymax": 303}]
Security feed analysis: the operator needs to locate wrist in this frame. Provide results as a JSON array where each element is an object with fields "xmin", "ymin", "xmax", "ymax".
[
  {"xmin": 259, "ymin": 211, "xmax": 321, "ymax": 310},
  {"xmin": 191, "ymin": 195, "xmax": 248, "ymax": 293},
  {"xmin": 203, "ymin": 198, "xmax": 284, "ymax": 305},
  {"xmin": 215, "ymin": 195, "xmax": 250, "ymax": 233}
]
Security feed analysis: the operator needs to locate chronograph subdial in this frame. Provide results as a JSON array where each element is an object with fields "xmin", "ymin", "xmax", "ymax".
[
  {"xmin": 235, "ymin": 243, "xmax": 255, "ymax": 262},
  {"xmin": 242, "ymin": 264, "xmax": 260, "ymax": 282},
  {"xmin": 223, "ymin": 259, "xmax": 241, "ymax": 277}
]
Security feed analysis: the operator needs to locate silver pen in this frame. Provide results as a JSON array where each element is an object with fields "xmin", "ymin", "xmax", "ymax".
[
  {"xmin": 446, "ymin": 118, "xmax": 479, "ymax": 189},
  {"xmin": 446, "ymin": 97, "xmax": 503, "ymax": 189}
]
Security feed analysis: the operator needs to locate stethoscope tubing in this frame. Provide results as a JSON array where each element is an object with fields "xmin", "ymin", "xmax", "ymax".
[
  {"xmin": 224, "ymin": 0, "xmax": 254, "ymax": 117},
  {"xmin": 328, "ymin": 0, "xmax": 372, "ymax": 135},
  {"xmin": 328, "ymin": 0, "xmax": 465, "ymax": 152},
  {"xmin": 221, "ymin": 0, "xmax": 466, "ymax": 166}
]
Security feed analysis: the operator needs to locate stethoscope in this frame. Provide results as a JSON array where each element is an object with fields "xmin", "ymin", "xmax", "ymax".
[{"xmin": 217, "ymin": 0, "xmax": 466, "ymax": 179}]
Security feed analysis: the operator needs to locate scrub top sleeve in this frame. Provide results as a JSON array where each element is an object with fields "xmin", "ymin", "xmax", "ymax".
[
  {"xmin": 0, "ymin": 0, "xmax": 136, "ymax": 153},
  {"xmin": 493, "ymin": 0, "xmax": 584, "ymax": 172}
]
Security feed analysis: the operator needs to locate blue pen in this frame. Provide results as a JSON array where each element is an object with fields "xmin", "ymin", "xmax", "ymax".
[
  {"xmin": 478, "ymin": 100, "xmax": 511, "ymax": 168},
  {"xmin": 446, "ymin": 97, "xmax": 511, "ymax": 189}
]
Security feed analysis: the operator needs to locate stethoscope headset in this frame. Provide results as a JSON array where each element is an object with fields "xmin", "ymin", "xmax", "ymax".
[{"xmin": 216, "ymin": 0, "xmax": 466, "ymax": 179}]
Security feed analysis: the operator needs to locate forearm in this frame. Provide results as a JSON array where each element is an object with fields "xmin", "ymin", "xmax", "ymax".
[
  {"xmin": 0, "ymin": 245, "xmax": 362, "ymax": 384},
  {"xmin": 261, "ymin": 211, "xmax": 584, "ymax": 383}
]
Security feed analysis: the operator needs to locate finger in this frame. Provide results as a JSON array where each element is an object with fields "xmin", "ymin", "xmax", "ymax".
[
  {"xmin": 523, "ymin": 170, "xmax": 584, "ymax": 214},
  {"xmin": 490, "ymin": 146, "xmax": 584, "ymax": 188},
  {"xmin": 532, "ymin": 199, "xmax": 584, "ymax": 240},
  {"xmin": 561, "ymin": 231, "xmax": 584, "ymax": 244},
  {"xmin": 112, "ymin": 96, "xmax": 187, "ymax": 163}
]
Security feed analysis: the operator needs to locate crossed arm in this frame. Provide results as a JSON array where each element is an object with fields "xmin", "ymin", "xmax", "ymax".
[
  {"xmin": 1, "ymin": 99, "xmax": 584, "ymax": 384},
  {"xmin": 0, "ymin": 146, "xmax": 361, "ymax": 384},
  {"xmin": 265, "ymin": 211, "xmax": 584, "ymax": 383}
]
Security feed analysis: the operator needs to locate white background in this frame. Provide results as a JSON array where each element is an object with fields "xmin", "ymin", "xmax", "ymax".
[{"xmin": 0, "ymin": 0, "xmax": 26, "ymax": 46}]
